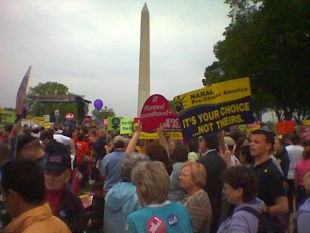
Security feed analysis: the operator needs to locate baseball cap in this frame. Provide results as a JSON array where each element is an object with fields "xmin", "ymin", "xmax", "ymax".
[
  {"xmin": 113, "ymin": 135, "xmax": 126, "ymax": 144},
  {"xmin": 45, "ymin": 153, "xmax": 71, "ymax": 175},
  {"xmin": 224, "ymin": 136, "xmax": 236, "ymax": 146}
]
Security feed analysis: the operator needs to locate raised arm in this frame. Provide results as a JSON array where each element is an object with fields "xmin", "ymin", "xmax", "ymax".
[
  {"xmin": 125, "ymin": 121, "xmax": 142, "ymax": 157},
  {"xmin": 219, "ymin": 144, "xmax": 233, "ymax": 168},
  {"xmin": 157, "ymin": 123, "xmax": 169, "ymax": 157}
]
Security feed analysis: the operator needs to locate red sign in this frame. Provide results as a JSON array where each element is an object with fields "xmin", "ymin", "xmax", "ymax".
[
  {"xmin": 83, "ymin": 115, "xmax": 92, "ymax": 124},
  {"xmin": 300, "ymin": 126, "xmax": 310, "ymax": 140},
  {"xmin": 103, "ymin": 119, "xmax": 108, "ymax": 127},
  {"xmin": 163, "ymin": 114, "xmax": 181, "ymax": 132},
  {"xmin": 276, "ymin": 120, "xmax": 295, "ymax": 134},
  {"xmin": 65, "ymin": 112, "xmax": 75, "ymax": 120},
  {"xmin": 140, "ymin": 94, "xmax": 169, "ymax": 132}
]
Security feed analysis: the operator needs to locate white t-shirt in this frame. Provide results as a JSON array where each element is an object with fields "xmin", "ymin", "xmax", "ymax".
[
  {"xmin": 286, "ymin": 144, "xmax": 304, "ymax": 179},
  {"xmin": 53, "ymin": 134, "xmax": 71, "ymax": 146}
]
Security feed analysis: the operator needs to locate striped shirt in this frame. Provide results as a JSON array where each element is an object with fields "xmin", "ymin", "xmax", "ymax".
[{"xmin": 182, "ymin": 189, "xmax": 212, "ymax": 233}]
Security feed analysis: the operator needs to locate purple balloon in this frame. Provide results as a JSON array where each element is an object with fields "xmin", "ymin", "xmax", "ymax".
[{"xmin": 94, "ymin": 99, "xmax": 103, "ymax": 110}]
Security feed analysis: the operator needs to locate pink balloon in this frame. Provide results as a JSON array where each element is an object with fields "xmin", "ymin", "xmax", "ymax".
[{"xmin": 94, "ymin": 99, "xmax": 103, "ymax": 110}]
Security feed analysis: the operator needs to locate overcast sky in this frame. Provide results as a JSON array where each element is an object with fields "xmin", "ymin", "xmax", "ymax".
[{"xmin": 0, "ymin": 0, "xmax": 231, "ymax": 118}]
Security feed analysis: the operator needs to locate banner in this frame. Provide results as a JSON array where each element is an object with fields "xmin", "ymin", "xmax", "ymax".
[
  {"xmin": 174, "ymin": 77, "xmax": 254, "ymax": 141},
  {"xmin": 120, "ymin": 118, "xmax": 134, "ymax": 134}
]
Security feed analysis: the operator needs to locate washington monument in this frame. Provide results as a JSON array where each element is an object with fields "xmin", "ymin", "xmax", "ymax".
[{"xmin": 137, "ymin": 3, "xmax": 150, "ymax": 116}]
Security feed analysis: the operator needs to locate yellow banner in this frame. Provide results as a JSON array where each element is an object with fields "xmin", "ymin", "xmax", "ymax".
[
  {"xmin": 303, "ymin": 120, "xmax": 310, "ymax": 126},
  {"xmin": 168, "ymin": 132, "xmax": 183, "ymax": 140},
  {"xmin": 174, "ymin": 77, "xmax": 251, "ymax": 113},
  {"xmin": 139, "ymin": 132, "xmax": 158, "ymax": 139}
]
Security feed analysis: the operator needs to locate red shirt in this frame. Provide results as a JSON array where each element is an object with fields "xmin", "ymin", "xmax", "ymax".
[{"xmin": 76, "ymin": 140, "xmax": 90, "ymax": 165}]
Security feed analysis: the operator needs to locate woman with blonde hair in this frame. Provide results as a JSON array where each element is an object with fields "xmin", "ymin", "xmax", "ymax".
[
  {"xmin": 180, "ymin": 161, "xmax": 212, "ymax": 233},
  {"xmin": 125, "ymin": 161, "xmax": 193, "ymax": 233}
]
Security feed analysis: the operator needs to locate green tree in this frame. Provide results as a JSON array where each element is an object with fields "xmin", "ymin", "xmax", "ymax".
[
  {"xmin": 207, "ymin": 0, "xmax": 310, "ymax": 123},
  {"xmin": 91, "ymin": 106, "xmax": 115, "ymax": 121},
  {"xmin": 26, "ymin": 82, "xmax": 89, "ymax": 122}
]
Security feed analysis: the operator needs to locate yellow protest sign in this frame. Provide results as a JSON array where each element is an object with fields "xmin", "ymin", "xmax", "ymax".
[
  {"xmin": 174, "ymin": 78, "xmax": 253, "ymax": 141},
  {"xmin": 120, "ymin": 118, "xmax": 134, "ymax": 134}
]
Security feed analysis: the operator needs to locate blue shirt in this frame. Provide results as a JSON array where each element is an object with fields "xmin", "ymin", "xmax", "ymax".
[{"xmin": 99, "ymin": 150, "xmax": 125, "ymax": 190}]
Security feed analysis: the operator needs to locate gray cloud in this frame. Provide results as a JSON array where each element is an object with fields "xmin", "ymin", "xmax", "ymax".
[{"xmin": 0, "ymin": 0, "xmax": 230, "ymax": 118}]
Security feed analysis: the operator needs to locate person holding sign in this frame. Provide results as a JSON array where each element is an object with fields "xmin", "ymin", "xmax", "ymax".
[
  {"xmin": 126, "ymin": 121, "xmax": 173, "ymax": 176},
  {"xmin": 196, "ymin": 133, "xmax": 227, "ymax": 233}
]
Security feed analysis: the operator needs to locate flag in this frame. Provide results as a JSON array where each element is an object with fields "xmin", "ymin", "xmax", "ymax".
[
  {"xmin": 9, "ymin": 66, "xmax": 32, "ymax": 158},
  {"xmin": 16, "ymin": 65, "xmax": 31, "ymax": 117}
]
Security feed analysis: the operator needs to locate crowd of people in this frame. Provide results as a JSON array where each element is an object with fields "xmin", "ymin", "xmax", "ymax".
[{"xmin": 0, "ymin": 121, "xmax": 310, "ymax": 233}]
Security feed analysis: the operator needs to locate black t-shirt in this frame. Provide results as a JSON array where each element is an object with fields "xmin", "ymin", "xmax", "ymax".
[{"xmin": 252, "ymin": 159, "xmax": 286, "ymax": 206}]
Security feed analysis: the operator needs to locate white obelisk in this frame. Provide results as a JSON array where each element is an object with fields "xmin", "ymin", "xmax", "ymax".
[{"xmin": 137, "ymin": 3, "xmax": 150, "ymax": 116}]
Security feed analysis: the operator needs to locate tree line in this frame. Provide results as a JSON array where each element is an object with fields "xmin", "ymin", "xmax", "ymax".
[{"xmin": 203, "ymin": 0, "xmax": 310, "ymax": 123}]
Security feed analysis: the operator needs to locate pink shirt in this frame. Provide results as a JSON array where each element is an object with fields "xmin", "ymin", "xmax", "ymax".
[{"xmin": 295, "ymin": 159, "xmax": 310, "ymax": 185}]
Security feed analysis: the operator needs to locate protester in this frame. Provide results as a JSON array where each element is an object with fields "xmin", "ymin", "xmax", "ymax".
[
  {"xmin": 239, "ymin": 145, "xmax": 255, "ymax": 168},
  {"xmin": 89, "ymin": 127, "xmax": 107, "ymax": 182},
  {"xmin": 274, "ymin": 137, "xmax": 290, "ymax": 179},
  {"xmin": 233, "ymin": 135, "xmax": 251, "ymax": 159},
  {"xmin": 89, "ymin": 127, "xmax": 107, "ymax": 161},
  {"xmin": 85, "ymin": 182, "xmax": 105, "ymax": 233},
  {"xmin": 217, "ymin": 166, "xmax": 264, "ymax": 233},
  {"xmin": 99, "ymin": 135, "xmax": 126, "ymax": 191},
  {"xmin": 125, "ymin": 161, "xmax": 193, "ymax": 233},
  {"xmin": 75, "ymin": 132, "xmax": 90, "ymax": 187},
  {"xmin": 250, "ymin": 129, "xmax": 288, "ymax": 233},
  {"xmin": 0, "ymin": 158, "xmax": 70, "ymax": 233},
  {"xmin": 295, "ymin": 146, "xmax": 310, "ymax": 209},
  {"xmin": 40, "ymin": 130, "xmax": 71, "ymax": 156},
  {"xmin": 286, "ymin": 132, "xmax": 304, "ymax": 213},
  {"xmin": 146, "ymin": 143, "xmax": 173, "ymax": 175},
  {"xmin": 297, "ymin": 172, "xmax": 310, "ymax": 233},
  {"xmin": 180, "ymin": 161, "xmax": 212, "ymax": 233},
  {"xmin": 105, "ymin": 153, "xmax": 149, "ymax": 233},
  {"xmin": 186, "ymin": 138, "xmax": 200, "ymax": 161},
  {"xmin": 44, "ymin": 153, "xmax": 85, "ymax": 232},
  {"xmin": 168, "ymin": 144, "xmax": 188, "ymax": 202},
  {"xmin": 0, "ymin": 142, "xmax": 11, "ymax": 229},
  {"xmin": 45, "ymin": 128, "xmax": 76, "ymax": 156},
  {"xmin": 0, "ymin": 142, "xmax": 9, "ymax": 167},
  {"xmin": 1, "ymin": 124, "xmax": 13, "ymax": 145},
  {"xmin": 17, "ymin": 134, "xmax": 48, "ymax": 168},
  {"xmin": 168, "ymin": 138, "xmax": 181, "ymax": 155},
  {"xmin": 126, "ymin": 122, "xmax": 173, "ymax": 175},
  {"xmin": 197, "ymin": 133, "xmax": 226, "ymax": 232},
  {"xmin": 224, "ymin": 136, "xmax": 240, "ymax": 166}
]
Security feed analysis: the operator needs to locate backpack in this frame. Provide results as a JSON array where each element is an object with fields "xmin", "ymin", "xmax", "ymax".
[{"xmin": 236, "ymin": 206, "xmax": 272, "ymax": 233}]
